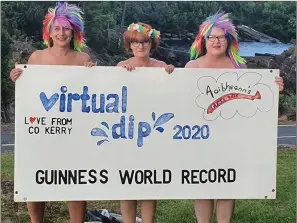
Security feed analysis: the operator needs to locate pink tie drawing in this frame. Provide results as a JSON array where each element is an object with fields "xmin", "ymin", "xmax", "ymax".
[{"xmin": 207, "ymin": 91, "xmax": 262, "ymax": 114}]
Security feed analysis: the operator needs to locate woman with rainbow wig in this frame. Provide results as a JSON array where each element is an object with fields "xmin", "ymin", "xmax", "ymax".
[
  {"xmin": 10, "ymin": 1, "xmax": 95, "ymax": 82},
  {"xmin": 42, "ymin": 1, "xmax": 86, "ymax": 52},
  {"xmin": 10, "ymin": 2, "xmax": 95, "ymax": 223},
  {"xmin": 189, "ymin": 11, "xmax": 247, "ymax": 69},
  {"xmin": 186, "ymin": 11, "xmax": 284, "ymax": 223}
]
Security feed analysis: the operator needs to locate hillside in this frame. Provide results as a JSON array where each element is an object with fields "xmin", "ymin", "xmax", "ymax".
[{"xmin": 1, "ymin": 1, "xmax": 296, "ymax": 121}]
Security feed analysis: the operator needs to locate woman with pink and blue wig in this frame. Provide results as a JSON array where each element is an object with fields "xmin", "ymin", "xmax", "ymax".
[
  {"xmin": 10, "ymin": 2, "xmax": 95, "ymax": 82},
  {"xmin": 186, "ymin": 11, "xmax": 284, "ymax": 223},
  {"xmin": 10, "ymin": 2, "xmax": 95, "ymax": 223}
]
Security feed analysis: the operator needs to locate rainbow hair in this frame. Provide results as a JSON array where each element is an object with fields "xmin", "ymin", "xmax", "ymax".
[
  {"xmin": 190, "ymin": 11, "xmax": 246, "ymax": 68},
  {"xmin": 42, "ymin": 2, "xmax": 85, "ymax": 52}
]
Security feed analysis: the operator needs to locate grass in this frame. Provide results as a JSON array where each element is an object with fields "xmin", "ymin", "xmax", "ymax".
[{"xmin": 1, "ymin": 150, "xmax": 296, "ymax": 223}]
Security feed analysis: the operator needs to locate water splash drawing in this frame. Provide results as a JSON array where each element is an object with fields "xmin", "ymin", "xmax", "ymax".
[
  {"xmin": 152, "ymin": 112, "xmax": 174, "ymax": 133},
  {"xmin": 153, "ymin": 113, "xmax": 174, "ymax": 128},
  {"xmin": 91, "ymin": 124, "xmax": 110, "ymax": 146},
  {"xmin": 91, "ymin": 112, "xmax": 175, "ymax": 147},
  {"xmin": 91, "ymin": 128, "xmax": 108, "ymax": 138},
  {"xmin": 152, "ymin": 112, "xmax": 156, "ymax": 121},
  {"xmin": 156, "ymin": 127, "xmax": 164, "ymax": 133},
  {"xmin": 97, "ymin": 139, "xmax": 109, "ymax": 146},
  {"xmin": 101, "ymin": 122, "xmax": 109, "ymax": 130}
]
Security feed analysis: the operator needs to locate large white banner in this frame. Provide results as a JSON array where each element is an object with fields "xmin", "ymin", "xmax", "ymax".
[{"xmin": 14, "ymin": 65, "xmax": 279, "ymax": 202}]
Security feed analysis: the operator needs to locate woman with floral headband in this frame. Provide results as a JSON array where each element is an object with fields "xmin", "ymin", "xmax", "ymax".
[
  {"xmin": 117, "ymin": 22, "xmax": 174, "ymax": 74},
  {"xmin": 185, "ymin": 11, "xmax": 284, "ymax": 223},
  {"xmin": 117, "ymin": 22, "xmax": 173, "ymax": 223},
  {"xmin": 10, "ymin": 2, "xmax": 95, "ymax": 223}
]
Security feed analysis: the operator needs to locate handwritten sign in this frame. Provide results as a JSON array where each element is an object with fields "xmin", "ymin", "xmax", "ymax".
[{"xmin": 14, "ymin": 65, "xmax": 279, "ymax": 202}]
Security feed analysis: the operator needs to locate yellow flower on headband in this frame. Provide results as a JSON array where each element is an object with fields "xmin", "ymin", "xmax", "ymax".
[{"xmin": 127, "ymin": 23, "xmax": 160, "ymax": 38}]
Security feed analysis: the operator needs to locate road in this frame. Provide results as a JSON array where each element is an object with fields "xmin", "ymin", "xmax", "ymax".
[
  {"xmin": 1, "ymin": 125, "xmax": 296, "ymax": 154},
  {"xmin": 277, "ymin": 125, "xmax": 296, "ymax": 146}
]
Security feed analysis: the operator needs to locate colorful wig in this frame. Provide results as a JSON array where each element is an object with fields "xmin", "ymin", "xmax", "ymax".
[
  {"xmin": 42, "ymin": 2, "xmax": 85, "ymax": 51},
  {"xmin": 190, "ymin": 11, "xmax": 246, "ymax": 68}
]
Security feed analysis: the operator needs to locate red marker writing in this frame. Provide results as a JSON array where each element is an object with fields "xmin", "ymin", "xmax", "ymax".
[{"xmin": 207, "ymin": 91, "xmax": 261, "ymax": 114}]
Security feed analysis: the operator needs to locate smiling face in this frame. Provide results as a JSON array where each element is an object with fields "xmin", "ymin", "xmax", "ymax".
[
  {"xmin": 129, "ymin": 32, "xmax": 152, "ymax": 58},
  {"xmin": 205, "ymin": 27, "xmax": 228, "ymax": 56},
  {"xmin": 123, "ymin": 23, "xmax": 159, "ymax": 58},
  {"xmin": 49, "ymin": 19, "xmax": 73, "ymax": 48}
]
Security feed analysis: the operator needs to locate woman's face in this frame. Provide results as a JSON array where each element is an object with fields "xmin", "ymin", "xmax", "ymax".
[
  {"xmin": 50, "ymin": 19, "xmax": 73, "ymax": 48},
  {"xmin": 130, "ymin": 32, "xmax": 152, "ymax": 58},
  {"xmin": 205, "ymin": 27, "xmax": 228, "ymax": 56}
]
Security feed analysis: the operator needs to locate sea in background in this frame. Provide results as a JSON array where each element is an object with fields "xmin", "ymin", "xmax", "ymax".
[
  {"xmin": 169, "ymin": 42, "xmax": 294, "ymax": 56},
  {"xmin": 238, "ymin": 42, "xmax": 293, "ymax": 56}
]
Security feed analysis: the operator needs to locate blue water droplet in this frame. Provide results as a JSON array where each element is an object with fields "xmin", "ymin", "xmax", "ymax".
[
  {"xmin": 156, "ymin": 127, "xmax": 164, "ymax": 133},
  {"xmin": 152, "ymin": 112, "xmax": 156, "ymax": 121},
  {"xmin": 154, "ymin": 113, "xmax": 174, "ymax": 128},
  {"xmin": 91, "ymin": 128, "xmax": 108, "ymax": 138},
  {"xmin": 97, "ymin": 139, "xmax": 109, "ymax": 146},
  {"xmin": 101, "ymin": 122, "xmax": 109, "ymax": 130}
]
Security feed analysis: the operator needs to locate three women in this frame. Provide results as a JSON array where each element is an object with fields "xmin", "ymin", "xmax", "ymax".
[{"xmin": 10, "ymin": 4, "xmax": 284, "ymax": 223}]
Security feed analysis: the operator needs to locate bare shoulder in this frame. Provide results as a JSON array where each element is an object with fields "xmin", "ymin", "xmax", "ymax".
[
  {"xmin": 184, "ymin": 60, "xmax": 197, "ymax": 68},
  {"xmin": 151, "ymin": 59, "xmax": 166, "ymax": 67},
  {"xmin": 75, "ymin": 52, "xmax": 91, "ymax": 65},
  {"xmin": 28, "ymin": 50, "xmax": 45, "ymax": 64},
  {"xmin": 117, "ymin": 59, "xmax": 131, "ymax": 67},
  {"xmin": 185, "ymin": 58, "xmax": 203, "ymax": 68}
]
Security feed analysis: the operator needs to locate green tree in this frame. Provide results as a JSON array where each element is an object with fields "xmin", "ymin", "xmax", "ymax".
[
  {"xmin": 1, "ymin": 29, "xmax": 14, "ymax": 122},
  {"xmin": 83, "ymin": 1, "xmax": 123, "ymax": 53}
]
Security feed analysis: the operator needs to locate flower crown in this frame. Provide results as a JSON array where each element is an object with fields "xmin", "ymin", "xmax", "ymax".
[{"xmin": 127, "ymin": 23, "xmax": 160, "ymax": 39}]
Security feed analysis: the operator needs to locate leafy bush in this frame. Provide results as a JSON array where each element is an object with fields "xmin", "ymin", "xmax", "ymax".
[{"xmin": 279, "ymin": 93, "xmax": 296, "ymax": 116}]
